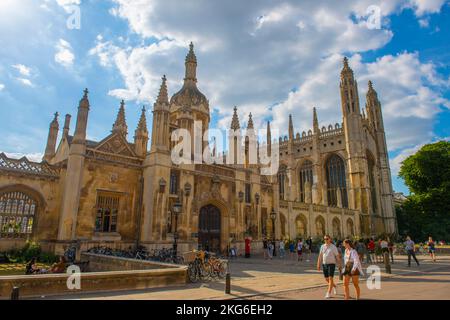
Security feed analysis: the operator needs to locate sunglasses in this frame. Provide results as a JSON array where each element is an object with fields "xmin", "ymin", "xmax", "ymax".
[{"xmin": 324, "ymin": 238, "xmax": 330, "ymax": 240}]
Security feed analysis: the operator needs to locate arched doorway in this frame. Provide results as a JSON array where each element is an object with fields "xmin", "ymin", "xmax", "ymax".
[
  {"xmin": 198, "ymin": 205, "xmax": 221, "ymax": 253},
  {"xmin": 332, "ymin": 217, "xmax": 341, "ymax": 239}
]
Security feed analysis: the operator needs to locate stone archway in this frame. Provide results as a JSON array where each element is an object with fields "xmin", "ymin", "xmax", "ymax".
[
  {"xmin": 315, "ymin": 216, "xmax": 325, "ymax": 237},
  {"xmin": 332, "ymin": 217, "xmax": 341, "ymax": 239},
  {"xmin": 198, "ymin": 204, "xmax": 221, "ymax": 253}
]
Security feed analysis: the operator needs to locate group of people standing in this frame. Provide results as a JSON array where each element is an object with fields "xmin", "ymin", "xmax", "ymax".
[{"xmin": 263, "ymin": 237, "xmax": 313, "ymax": 262}]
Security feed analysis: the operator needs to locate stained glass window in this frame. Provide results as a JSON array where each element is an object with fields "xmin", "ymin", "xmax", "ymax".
[
  {"xmin": 326, "ymin": 154, "xmax": 348, "ymax": 208},
  {"xmin": 0, "ymin": 191, "xmax": 37, "ymax": 238}
]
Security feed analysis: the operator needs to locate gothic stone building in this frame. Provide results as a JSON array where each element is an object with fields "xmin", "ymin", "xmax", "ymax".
[{"xmin": 0, "ymin": 43, "xmax": 397, "ymax": 254}]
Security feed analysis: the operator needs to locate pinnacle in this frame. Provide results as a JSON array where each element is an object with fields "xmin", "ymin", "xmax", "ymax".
[
  {"xmin": 112, "ymin": 100, "xmax": 128, "ymax": 136},
  {"xmin": 231, "ymin": 106, "xmax": 240, "ymax": 130}
]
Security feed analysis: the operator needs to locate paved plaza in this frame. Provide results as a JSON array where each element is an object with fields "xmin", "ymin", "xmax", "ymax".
[{"xmin": 42, "ymin": 252, "xmax": 450, "ymax": 300}]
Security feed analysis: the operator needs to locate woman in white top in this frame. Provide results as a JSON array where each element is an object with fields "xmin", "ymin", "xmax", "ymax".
[{"xmin": 342, "ymin": 239, "xmax": 364, "ymax": 300}]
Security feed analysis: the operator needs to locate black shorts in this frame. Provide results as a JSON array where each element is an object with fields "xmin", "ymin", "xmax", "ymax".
[{"xmin": 322, "ymin": 264, "xmax": 336, "ymax": 278}]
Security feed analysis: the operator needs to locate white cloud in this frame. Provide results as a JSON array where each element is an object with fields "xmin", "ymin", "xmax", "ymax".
[
  {"xmin": 418, "ymin": 18, "xmax": 430, "ymax": 28},
  {"xmin": 55, "ymin": 39, "xmax": 75, "ymax": 67},
  {"xmin": 4, "ymin": 152, "xmax": 43, "ymax": 163},
  {"xmin": 100, "ymin": 0, "xmax": 449, "ymax": 165},
  {"xmin": 12, "ymin": 64, "xmax": 31, "ymax": 77},
  {"xmin": 56, "ymin": 0, "xmax": 80, "ymax": 12},
  {"xmin": 0, "ymin": 84, "xmax": 4, "ymax": 91},
  {"xmin": 16, "ymin": 78, "xmax": 33, "ymax": 87}
]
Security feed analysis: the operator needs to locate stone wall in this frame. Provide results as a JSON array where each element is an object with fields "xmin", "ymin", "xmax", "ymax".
[
  {"xmin": 0, "ymin": 254, "xmax": 187, "ymax": 299},
  {"xmin": 81, "ymin": 252, "xmax": 177, "ymax": 272}
]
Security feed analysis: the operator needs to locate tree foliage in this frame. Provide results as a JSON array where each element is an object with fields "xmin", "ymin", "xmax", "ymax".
[{"xmin": 397, "ymin": 141, "xmax": 450, "ymax": 241}]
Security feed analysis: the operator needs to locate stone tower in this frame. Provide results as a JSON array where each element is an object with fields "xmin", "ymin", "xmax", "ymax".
[
  {"xmin": 58, "ymin": 89, "xmax": 90, "ymax": 240},
  {"xmin": 43, "ymin": 112, "xmax": 59, "ymax": 162}
]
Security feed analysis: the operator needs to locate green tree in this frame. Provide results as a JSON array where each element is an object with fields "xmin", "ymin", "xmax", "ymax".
[{"xmin": 398, "ymin": 141, "xmax": 450, "ymax": 241}]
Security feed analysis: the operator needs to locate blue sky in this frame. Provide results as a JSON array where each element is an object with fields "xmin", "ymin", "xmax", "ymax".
[{"xmin": 0, "ymin": 0, "xmax": 449, "ymax": 195}]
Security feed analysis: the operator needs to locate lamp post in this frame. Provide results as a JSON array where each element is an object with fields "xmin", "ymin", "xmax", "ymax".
[
  {"xmin": 172, "ymin": 198, "xmax": 182, "ymax": 259},
  {"xmin": 270, "ymin": 208, "xmax": 276, "ymax": 257}
]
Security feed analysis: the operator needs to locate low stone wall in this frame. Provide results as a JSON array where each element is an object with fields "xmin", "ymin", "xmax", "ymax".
[
  {"xmin": 0, "ymin": 253, "xmax": 187, "ymax": 299},
  {"xmin": 81, "ymin": 252, "xmax": 177, "ymax": 272}
]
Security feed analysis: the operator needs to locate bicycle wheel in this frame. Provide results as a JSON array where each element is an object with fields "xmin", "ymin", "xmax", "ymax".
[
  {"xmin": 188, "ymin": 262, "xmax": 199, "ymax": 283},
  {"xmin": 217, "ymin": 261, "xmax": 228, "ymax": 278}
]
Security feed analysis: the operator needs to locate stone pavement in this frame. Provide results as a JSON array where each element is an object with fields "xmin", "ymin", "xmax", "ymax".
[{"xmin": 44, "ymin": 253, "xmax": 450, "ymax": 300}]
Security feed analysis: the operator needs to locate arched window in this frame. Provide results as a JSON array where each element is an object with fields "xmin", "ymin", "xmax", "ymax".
[
  {"xmin": 299, "ymin": 160, "xmax": 313, "ymax": 202},
  {"xmin": 278, "ymin": 165, "xmax": 287, "ymax": 200},
  {"xmin": 367, "ymin": 154, "xmax": 378, "ymax": 213},
  {"xmin": 332, "ymin": 217, "xmax": 341, "ymax": 239},
  {"xmin": 326, "ymin": 154, "xmax": 348, "ymax": 208},
  {"xmin": 315, "ymin": 216, "xmax": 325, "ymax": 237},
  {"xmin": 346, "ymin": 218, "xmax": 354, "ymax": 237},
  {"xmin": 295, "ymin": 215, "xmax": 307, "ymax": 238},
  {"xmin": 0, "ymin": 191, "xmax": 37, "ymax": 238}
]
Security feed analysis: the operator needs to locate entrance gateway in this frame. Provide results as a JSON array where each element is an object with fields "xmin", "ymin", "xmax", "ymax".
[{"xmin": 198, "ymin": 204, "xmax": 221, "ymax": 253}]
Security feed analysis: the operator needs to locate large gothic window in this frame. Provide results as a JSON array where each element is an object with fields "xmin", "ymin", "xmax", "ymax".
[
  {"xmin": 95, "ymin": 193, "xmax": 120, "ymax": 233},
  {"xmin": 0, "ymin": 191, "xmax": 37, "ymax": 238},
  {"xmin": 299, "ymin": 160, "xmax": 313, "ymax": 202},
  {"xmin": 295, "ymin": 215, "xmax": 307, "ymax": 238},
  {"xmin": 367, "ymin": 155, "xmax": 378, "ymax": 214},
  {"xmin": 326, "ymin": 154, "xmax": 348, "ymax": 208},
  {"xmin": 278, "ymin": 165, "xmax": 287, "ymax": 200}
]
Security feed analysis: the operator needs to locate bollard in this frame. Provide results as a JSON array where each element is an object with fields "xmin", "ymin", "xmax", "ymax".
[
  {"xmin": 225, "ymin": 272, "xmax": 231, "ymax": 294},
  {"xmin": 11, "ymin": 287, "xmax": 19, "ymax": 300},
  {"xmin": 384, "ymin": 252, "xmax": 391, "ymax": 274}
]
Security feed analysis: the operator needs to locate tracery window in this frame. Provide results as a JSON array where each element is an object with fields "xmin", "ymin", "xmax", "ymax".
[
  {"xmin": 326, "ymin": 154, "xmax": 348, "ymax": 208},
  {"xmin": 95, "ymin": 193, "xmax": 120, "ymax": 233},
  {"xmin": 368, "ymin": 156, "xmax": 378, "ymax": 213},
  {"xmin": 299, "ymin": 160, "xmax": 313, "ymax": 202},
  {"xmin": 278, "ymin": 165, "xmax": 286, "ymax": 200},
  {"xmin": 0, "ymin": 191, "xmax": 37, "ymax": 238}
]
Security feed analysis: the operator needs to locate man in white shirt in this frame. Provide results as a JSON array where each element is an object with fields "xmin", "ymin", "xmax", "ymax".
[{"xmin": 317, "ymin": 235, "xmax": 342, "ymax": 299}]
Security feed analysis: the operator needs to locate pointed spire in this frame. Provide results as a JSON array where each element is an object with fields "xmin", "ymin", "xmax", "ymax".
[
  {"xmin": 230, "ymin": 106, "xmax": 240, "ymax": 130},
  {"xmin": 137, "ymin": 106, "xmax": 148, "ymax": 132},
  {"xmin": 267, "ymin": 121, "xmax": 271, "ymax": 141},
  {"xmin": 288, "ymin": 114, "xmax": 294, "ymax": 140},
  {"xmin": 63, "ymin": 114, "xmax": 71, "ymax": 138},
  {"xmin": 247, "ymin": 113, "xmax": 254, "ymax": 130},
  {"xmin": 79, "ymin": 88, "xmax": 90, "ymax": 109},
  {"xmin": 341, "ymin": 57, "xmax": 354, "ymax": 77},
  {"xmin": 154, "ymin": 75, "xmax": 169, "ymax": 106},
  {"xmin": 184, "ymin": 42, "xmax": 197, "ymax": 83},
  {"xmin": 52, "ymin": 112, "xmax": 59, "ymax": 125},
  {"xmin": 367, "ymin": 80, "xmax": 377, "ymax": 97},
  {"xmin": 112, "ymin": 100, "xmax": 128, "ymax": 136},
  {"xmin": 313, "ymin": 107, "xmax": 319, "ymax": 133}
]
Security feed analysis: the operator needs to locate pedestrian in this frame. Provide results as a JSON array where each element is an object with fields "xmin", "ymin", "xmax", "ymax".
[
  {"xmin": 289, "ymin": 241, "xmax": 295, "ymax": 260},
  {"xmin": 367, "ymin": 238, "xmax": 375, "ymax": 263},
  {"xmin": 297, "ymin": 238, "xmax": 303, "ymax": 262},
  {"xmin": 263, "ymin": 238, "xmax": 268, "ymax": 259},
  {"xmin": 356, "ymin": 239, "xmax": 365, "ymax": 263},
  {"xmin": 317, "ymin": 234, "xmax": 341, "ymax": 299},
  {"xmin": 342, "ymin": 239, "xmax": 363, "ymax": 300},
  {"xmin": 387, "ymin": 237, "xmax": 395, "ymax": 263},
  {"xmin": 427, "ymin": 236, "xmax": 437, "ymax": 262},
  {"xmin": 404, "ymin": 236, "xmax": 420, "ymax": 267},
  {"xmin": 306, "ymin": 236, "xmax": 313, "ymax": 262},
  {"xmin": 267, "ymin": 241, "xmax": 274, "ymax": 259},
  {"xmin": 279, "ymin": 239, "xmax": 286, "ymax": 259},
  {"xmin": 380, "ymin": 238, "xmax": 389, "ymax": 263}
]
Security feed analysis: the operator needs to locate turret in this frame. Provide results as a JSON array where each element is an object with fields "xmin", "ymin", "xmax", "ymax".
[
  {"xmin": 63, "ymin": 114, "xmax": 71, "ymax": 139},
  {"xmin": 150, "ymin": 75, "xmax": 170, "ymax": 153},
  {"xmin": 72, "ymin": 88, "xmax": 90, "ymax": 145},
  {"xmin": 43, "ymin": 112, "xmax": 59, "ymax": 162},
  {"xmin": 288, "ymin": 114, "xmax": 294, "ymax": 140},
  {"xmin": 134, "ymin": 106, "xmax": 149, "ymax": 157},
  {"xmin": 112, "ymin": 100, "xmax": 128, "ymax": 137},
  {"xmin": 58, "ymin": 89, "xmax": 90, "ymax": 241}
]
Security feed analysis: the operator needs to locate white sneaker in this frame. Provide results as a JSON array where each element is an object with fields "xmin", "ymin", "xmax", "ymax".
[
  {"xmin": 325, "ymin": 292, "xmax": 330, "ymax": 299},
  {"xmin": 333, "ymin": 287, "xmax": 337, "ymax": 295}
]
